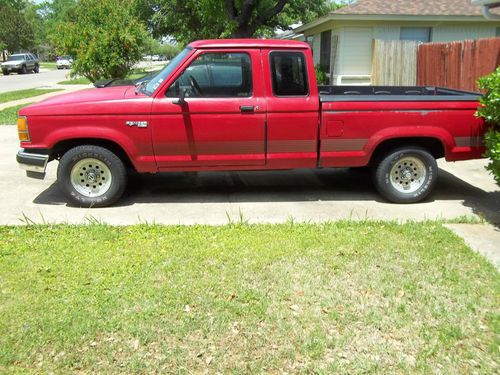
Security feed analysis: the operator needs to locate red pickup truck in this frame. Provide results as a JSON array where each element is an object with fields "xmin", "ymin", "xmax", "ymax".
[{"xmin": 16, "ymin": 39, "xmax": 486, "ymax": 207}]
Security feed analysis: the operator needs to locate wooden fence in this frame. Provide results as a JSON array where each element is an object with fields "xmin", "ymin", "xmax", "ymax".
[
  {"xmin": 417, "ymin": 38, "xmax": 500, "ymax": 91},
  {"xmin": 371, "ymin": 40, "xmax": 418, "ymax": 86}
]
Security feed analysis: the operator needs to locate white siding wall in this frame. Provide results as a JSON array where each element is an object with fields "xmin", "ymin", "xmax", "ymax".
[
  {"xmin": 312, "ymin": 33, "xmax": 321, "ymax": 65},
  {"xmin": 341, "ymin": 27, "xmax": 374, "ymax": 75},
  {"xmin": 432, "ymin": 25, "xmax": 496, "ymax": 42}
]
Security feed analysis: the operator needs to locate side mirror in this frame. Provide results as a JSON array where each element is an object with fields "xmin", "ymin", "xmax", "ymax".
[{"xmin": 172, "ymin": 86, "xmax": 186, "ymax": 105}]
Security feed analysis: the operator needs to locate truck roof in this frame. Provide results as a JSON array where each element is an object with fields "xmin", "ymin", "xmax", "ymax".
[{"xmin": 188, "ymin": 39, "xmax": 310, "ymax": 50}]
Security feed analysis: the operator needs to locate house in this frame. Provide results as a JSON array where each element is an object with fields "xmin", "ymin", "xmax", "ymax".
[{"xmin": 295, "ymin": 0, "xmax": 500, "ymax": 84}]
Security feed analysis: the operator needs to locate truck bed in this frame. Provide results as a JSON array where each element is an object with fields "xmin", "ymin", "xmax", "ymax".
[{"xmin": 319, "ymin": 86, "xmax": 481, "ymax": 102}]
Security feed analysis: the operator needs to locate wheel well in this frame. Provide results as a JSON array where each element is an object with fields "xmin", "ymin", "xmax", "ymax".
[
  {"xmin": 51, "ymin": 138, "xmax": 135, "ymax": 170},
  {"xmin": 370, "ymin": 137, "xmax": 445, "ymax": 165}
]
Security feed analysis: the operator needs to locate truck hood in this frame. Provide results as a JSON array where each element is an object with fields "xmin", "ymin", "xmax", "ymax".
[
  {"xmin": 19, "ymin": 85, "xmax": 151, "ymax": 116},
  {"xmin": 34, "ymin": 85, "xmax": 136, "ymax": 106}
]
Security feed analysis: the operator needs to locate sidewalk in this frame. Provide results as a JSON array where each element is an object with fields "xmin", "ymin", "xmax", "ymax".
[{"xmin": 445, "ymin": 223, "xmax": 500, "ymax": 268}]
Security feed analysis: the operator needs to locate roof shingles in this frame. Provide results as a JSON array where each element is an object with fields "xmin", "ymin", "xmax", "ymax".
[{"xmin": 334, "ymin": 0, "xmax": 497, "ymax": 16}]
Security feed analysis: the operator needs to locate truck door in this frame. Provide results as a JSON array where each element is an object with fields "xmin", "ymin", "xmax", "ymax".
[
  {"xmin": 261, "ymin": 49, "xmax": 320, "ymax": 169},
  {"xmin": 150, "ymin": 49, "xmax": 266, "ymax": 168}
]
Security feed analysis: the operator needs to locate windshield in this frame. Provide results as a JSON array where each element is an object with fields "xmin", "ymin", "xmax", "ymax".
[
  {"xmin": 143, "ymin": 47, "xmax": 192, "ymax": 96},
  {"xmin": 7, "ymin": 55, "xmax": 24, "ymax": 61}
]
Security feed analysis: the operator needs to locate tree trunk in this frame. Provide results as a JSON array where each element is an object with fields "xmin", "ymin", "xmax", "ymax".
[{"xmin": 230, "ymin": 28, "xmax": 254, "ymax": 38}]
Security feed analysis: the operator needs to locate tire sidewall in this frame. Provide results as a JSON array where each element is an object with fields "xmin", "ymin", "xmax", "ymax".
[
  {"xmin": 376, "ymin": 148, "xmax": 437, "ymax": 203},
  {"xmin": 58, "ymin": 146, "xmax": 126, "ymax": 208}
]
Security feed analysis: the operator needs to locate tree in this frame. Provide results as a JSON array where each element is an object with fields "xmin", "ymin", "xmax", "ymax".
[
  {"xmin": 477, "ymin": 68, "xmax": 500, "ymax": 184},
  {"xmin": 137, "ymin": 0, "xmax": 331, "ymax": 44},
  {"xmin": 0, "ymin": 0, "xmax": 35, "ymax": 60},
  {"xmin": 52, "ymin": 0, "xmax": 148, "ymax": 82}
]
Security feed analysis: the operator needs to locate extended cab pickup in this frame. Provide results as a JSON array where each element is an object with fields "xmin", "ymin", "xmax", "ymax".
[{"xmin": 16, "ymin": 39, "xmax": 486, "ymax": 207}]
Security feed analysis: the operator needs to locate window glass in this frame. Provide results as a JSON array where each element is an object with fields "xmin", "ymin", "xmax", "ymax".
[
  {"xmin": 320, "ymin": 30, "xmax": 332, "ymax": 74},
  {"xmin": 167, "ymin": 52, "xmax": 252, "ymax": 98},
  {"xmin": 7, "ymin": 55, "xmax": 24, "ymax": 61},
  {"xmin": 400, "ymin": 27, "xmax": 431, "ymax": 43},
  {"xmin": 143, "ymin": 47, "xmax": 192, "ymax": 96},
  {"xmin": 270, "ymin": 52, "xmax": 308, "ymax": 96}
]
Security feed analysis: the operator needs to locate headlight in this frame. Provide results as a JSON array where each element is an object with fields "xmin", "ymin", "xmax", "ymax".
[{"xmin": 17, "ymin": 116, "xmax": 30, "ymax": 142}]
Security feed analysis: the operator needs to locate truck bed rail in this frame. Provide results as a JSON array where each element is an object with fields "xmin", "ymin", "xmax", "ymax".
[{"xmin": 319, "ymin": 86, "xmax": 481, "ymax": 102}]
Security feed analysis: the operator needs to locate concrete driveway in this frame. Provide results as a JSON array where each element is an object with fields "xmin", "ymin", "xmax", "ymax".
[{"xmin": 1, "ymin": 126, "xmax": 499, "ymax": 225}]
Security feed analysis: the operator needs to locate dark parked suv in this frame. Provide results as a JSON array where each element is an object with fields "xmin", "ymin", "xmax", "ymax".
[{"xmin": 1, "ymin": 53, "xmax": 39, "ymax": 75}]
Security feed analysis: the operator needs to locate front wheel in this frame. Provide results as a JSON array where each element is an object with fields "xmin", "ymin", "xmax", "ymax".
[
  {"xmin": 373, "ymin": 147, "xmax": 438, "ymax": 204},
  {"xmin": 57, "ymin": 145, "xmax": 127, "ymax": 207}
]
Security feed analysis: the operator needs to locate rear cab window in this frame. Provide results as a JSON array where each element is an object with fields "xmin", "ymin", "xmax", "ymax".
[{"xmin": 270, "ymin": 51, "xmax": 308, "ymax": 97}]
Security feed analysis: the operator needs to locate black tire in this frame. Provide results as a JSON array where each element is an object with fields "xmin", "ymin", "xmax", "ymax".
[
  {"xmin": 2, "ymin": 70, "xmax": 8, "ymax": 76},
  {"xmin": 373, "ymin": 147, "xmax": 438, "ymax": 204},
  {"xmin": 57, "ymin": 145, "xmax": 127, "ymax": 208},
  {"xmin": 20, "ymin": 65, "xmax": 27, "ymax": 74},
  {"xmin": 34, "ymin": 64, "xmax": 39, "ymax": 73}
]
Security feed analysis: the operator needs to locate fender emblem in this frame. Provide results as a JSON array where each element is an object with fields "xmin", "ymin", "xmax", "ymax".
[{"xmin": 126, "ymin": 121, "xmax": 148, "ymax": 128}]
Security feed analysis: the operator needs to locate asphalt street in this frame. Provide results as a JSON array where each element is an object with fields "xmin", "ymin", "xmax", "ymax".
[
  {"xmin": 1, "ymin": 126, "xmax": 498, "ymax": 225},
  {"xmin": 0, "ymin": 68, "xmax": 70, "ymax": 93},
  {"xmin": 0, "ymin": 61, "xmax": 165, "ymax": 93}
]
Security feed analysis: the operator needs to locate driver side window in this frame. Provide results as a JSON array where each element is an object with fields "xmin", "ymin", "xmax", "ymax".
[{"xmin": 166, "ymin": 52, "xmax": 252, "ymax": 98}]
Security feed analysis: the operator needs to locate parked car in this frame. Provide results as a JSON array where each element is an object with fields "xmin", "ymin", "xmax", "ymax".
[
  {"xmin": 152, "ymin": 55, "xmax": 160, "ymax": 61},
  {"xmin": 56, "ymin": 56, "xmax": 73, "ymax": 70},
  {"xmin": 16, "ymin": 39, "xmax": 487, "ymax": 207},
  {"xmin": 1, "ymin": 53, "xmax": 39, "ymax": 75}
]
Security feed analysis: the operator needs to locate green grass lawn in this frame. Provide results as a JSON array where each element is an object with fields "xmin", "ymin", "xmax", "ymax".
[
  {"xmin": 0, "ymin": 103, "xmax": 33, "ymax": 125},
  {"xmin": 0, "ymin": 222, "xmax": 498, "ymax": 373},
  {"xmin": 0, "ymin": 89, "xmax": 63, "ymax": 104},
  {"xmin": 39, "ymin": 62, "xmax": 57, "ymax": 70},
  {"xmin": 58, "ymin": 76, "xmax": 91, "ymax": 85}
]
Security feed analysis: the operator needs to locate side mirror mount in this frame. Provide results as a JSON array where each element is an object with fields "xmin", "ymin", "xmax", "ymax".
[{"xmin": 172, "ymin": 86, "xmax": 186, "ymax": 105}]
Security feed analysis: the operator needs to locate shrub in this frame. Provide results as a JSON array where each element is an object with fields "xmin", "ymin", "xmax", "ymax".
[
  {"xmin": 315, "ymin": 65, "xmax": 328, "ymax": 85},
  {"xmin": 52, "ymin": 0, "xmax": 148, "ymax": 82},
  {"xmin": 477, "ymin": 67, "xmax": 500, "ymax": 184}
]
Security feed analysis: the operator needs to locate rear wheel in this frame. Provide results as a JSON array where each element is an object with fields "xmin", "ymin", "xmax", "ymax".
[
  {"xmin": 373, "ymin": 147, "xmax": 438, "ymax": 204},
  {"xmin": 34, "ymin": 64, "xmax": 39, "ymax": 73},
  {"xmin": 57, "ymin": 145, "xmax": 127, "ymax": 207}
]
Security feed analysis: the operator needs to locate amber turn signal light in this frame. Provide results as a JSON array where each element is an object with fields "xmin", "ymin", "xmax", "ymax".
[{"xmin": 17, "ymin": 116, "xmax": 30, "ymax": 142}]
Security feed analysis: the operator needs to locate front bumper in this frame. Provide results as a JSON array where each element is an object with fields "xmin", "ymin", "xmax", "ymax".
[
  {"xmin": 2, "ymin": 65, "xmax": 21, "ymax": 72},
  {"xmin": 17, "ymin": 149, "xmax": 49, "ymax": 179}
]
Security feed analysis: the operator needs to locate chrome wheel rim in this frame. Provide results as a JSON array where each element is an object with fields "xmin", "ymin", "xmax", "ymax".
[
  {"xmin": 389, "ymin": 156, "xmax": 427, "ymax": 193},
  {"xmin": 70, "ymin": 158, "xmax": 112, "ymax": 197}
]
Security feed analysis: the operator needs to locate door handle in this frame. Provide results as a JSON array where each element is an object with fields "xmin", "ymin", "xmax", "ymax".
[{"xmin": 240, "ymin": 105, "xmax": 255, "ymax": 113}]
